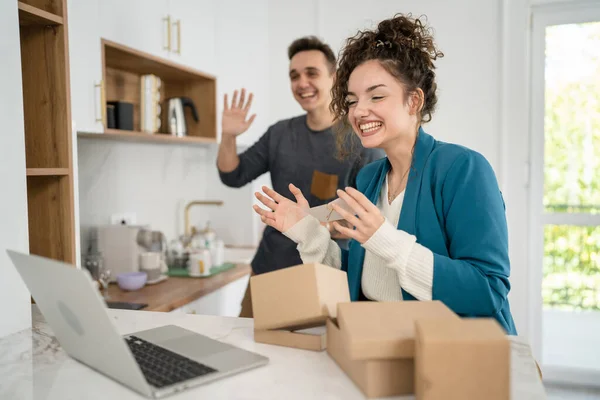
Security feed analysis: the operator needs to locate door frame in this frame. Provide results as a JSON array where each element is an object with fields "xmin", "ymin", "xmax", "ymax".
[{"xmin": 529, "ymin": 0, "xmax": 600, "ymax": 385}]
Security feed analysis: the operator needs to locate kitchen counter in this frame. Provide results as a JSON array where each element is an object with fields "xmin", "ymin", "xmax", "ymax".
[
  {"xmin": 1, "ymin": 306, "xmax": 547, "ymax": 400},
  {"xmin": 106, "ymin": 264, "xmax": 251, "ymax": 312},
  {"xmin": 106, "ymin": 246, "xmax": 255, "ymax": 313}
]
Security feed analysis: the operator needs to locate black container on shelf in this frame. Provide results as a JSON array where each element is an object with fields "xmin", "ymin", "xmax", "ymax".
[
  {"xmin": 106, "ymin": 104, "xmax": 116, "ymax": 129},
  {"xmin": 107, "ymin": 101, "xmax": 134, "ymax": 130}
]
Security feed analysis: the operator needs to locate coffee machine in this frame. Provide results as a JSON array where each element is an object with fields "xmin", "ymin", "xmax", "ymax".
[{"xmin": 92, "ymin": 225, "xmax": 146, "ymax": 282}]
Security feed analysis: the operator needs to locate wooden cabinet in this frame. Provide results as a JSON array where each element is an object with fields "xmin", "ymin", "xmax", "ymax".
[
  {"xmin": 17, "ymin": 0, "xmax": 76, "ymax": 263},
  {"xmin": 70, "ymin": 0, "xmax": 219, "ymax": 145},
  {"xmin": 68, "ymin": 0, "xmax": 270, "ymax": 148},
  {"xmin": 90, "ymin": 39, "xmax": 217, "ymax": 143}
]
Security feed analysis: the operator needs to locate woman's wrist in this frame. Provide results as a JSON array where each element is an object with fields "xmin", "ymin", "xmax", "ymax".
[{"xmin": 283, "ymin": 214, "xmax": 325, "ymax": 244}]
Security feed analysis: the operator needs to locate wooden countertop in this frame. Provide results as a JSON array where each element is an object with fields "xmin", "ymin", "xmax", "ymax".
[{"xmin": 106, "ymin": 264, "xmax": 251, "ymax": 312}]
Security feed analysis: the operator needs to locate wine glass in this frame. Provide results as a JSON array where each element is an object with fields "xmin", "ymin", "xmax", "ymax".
[{"xmin": 98, "ymin": 268, "xmax": 112, "ymax": 301}]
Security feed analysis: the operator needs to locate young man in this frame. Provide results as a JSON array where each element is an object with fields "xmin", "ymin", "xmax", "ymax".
[{"xmin": 217, "ymin": 36, "xmax": 384, "ymax": 317}]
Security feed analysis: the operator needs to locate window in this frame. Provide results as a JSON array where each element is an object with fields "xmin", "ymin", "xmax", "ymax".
[{"xmin": 531, "ymin": 3, "xmax": 600, "ymax": 380}]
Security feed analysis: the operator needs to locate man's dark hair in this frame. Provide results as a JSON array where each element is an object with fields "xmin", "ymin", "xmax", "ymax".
[{"xmin": 288, "ymin": 36, "xmax": 336, "ymax": 73}]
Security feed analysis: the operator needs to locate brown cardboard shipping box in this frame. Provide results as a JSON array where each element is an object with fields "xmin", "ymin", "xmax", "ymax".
[
  {"xmin": 254, "ymin": 326, "xmax": 327, "ymax": 351},
  {"xmin": 415, "ymin": 318, "xmax": 510, "ymax": 400},
  {"xmin": 251, "ymin": 263, "xmax": 350, "ymax": 331},
  {"xmin": 338, "ymin": 301, "xmax": 459, "ymax": 359},
  {"xmin": 328, "ymin": 301, "xmax": 459, "ymax": 397},
  {"xmin": 250, "ymin": 263, "xmax": 349, "ymax": 350},
  {"xmin": 327, "ymin": 318, "xmax": 414, "ymax": 398}
]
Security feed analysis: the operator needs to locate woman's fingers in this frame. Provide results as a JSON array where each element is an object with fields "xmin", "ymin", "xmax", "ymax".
[
  {"xmin": 261, "ymin": 215, "xmax": 278, "ymax": 229},
  {"xmin": 330, "ymin": 202, "xmax": 360, "ymax": 228},
  {"xmin": 336, "ymin": 189, "xmax": 367, "ymax": 217},
  {"xmin": 332, "ymin": 221, "xmax": 358, "ymax": 241},
  {"xmin": 289, "ymin": 184, "xmax": 308, "ymax": 207},
  {"xmin": 344, "ymin": 187, "xmax": 379, "ymax": 213},
  {"xmin": 255, "ymin": 192, "xmax": 277, "ymax": 211},
  {"xmin": 253, "ymin": 204, "xmax": 275, "ymax": 220},
  {"xmin": 262, "ymin": 186, "xmax": 285, "ymax": 204}
]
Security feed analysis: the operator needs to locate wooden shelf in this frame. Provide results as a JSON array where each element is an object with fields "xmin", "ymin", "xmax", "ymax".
[
  {"xmin": 18, "ymin": 2, "xmax": 63, "ymax": 26},
  {"xmin": 18, "ymin": 0, "xmax": 63, "ymax": 17},
  {"xmin": 104, "ymin": 39, "xmax": 215, "ymax": 82},
  {"xmin": 18, "ymin": 0, "xmax": 75, "ymax": 265},
  {"xmin": 26, "ymin": 175, "xmax": 74, "ymax": 263},
  {"xmin": 102, "ymin": 39, "xmax": 217, "ymax": 141},
  {"xmin": 20, "ymin": 17, "xmax": 70, "ymax": 170},
  {"xmin": 78, "ymin": 129, "xmax": 217, "ymax": 146},
  {"xmin": 26, "ymin": 168, "xmax": 69, "ymax": 176}
]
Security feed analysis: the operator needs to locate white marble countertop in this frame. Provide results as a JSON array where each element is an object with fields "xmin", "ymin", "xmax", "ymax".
[{"xmin": 0, "ymin": 306, "xmax": 546, "ymax": 400}]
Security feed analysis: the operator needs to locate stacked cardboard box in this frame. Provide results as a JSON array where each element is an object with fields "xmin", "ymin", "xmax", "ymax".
[
  {"xmin": 250, "ymin": 264, "xmax": 535, "ymax": 399},
  {"xmin": 415, "ymin": 318, "xmax": 510, "ymax": 400},
  {"xmin": 327, "ymin": 301, "xmax": 459, "ymax": 398}
]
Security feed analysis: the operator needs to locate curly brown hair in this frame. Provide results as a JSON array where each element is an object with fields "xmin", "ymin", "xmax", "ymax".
[{"xmin": 331, "ymin": 14, "xmax": 444, "ymax": 159}]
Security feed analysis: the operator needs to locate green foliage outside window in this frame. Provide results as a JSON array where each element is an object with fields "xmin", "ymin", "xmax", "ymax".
[{"xmin": 542, "ymin": 22, "xmax": 600, "ymax": 310}]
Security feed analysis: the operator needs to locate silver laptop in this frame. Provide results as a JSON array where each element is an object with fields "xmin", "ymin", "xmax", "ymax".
[{"xmin": 7, "ymin": 250, "xmax": 269, "ymax": 399}]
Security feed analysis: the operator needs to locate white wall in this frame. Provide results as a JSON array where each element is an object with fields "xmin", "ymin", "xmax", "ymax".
[
  {"xmin": 267, "ymin": 0, "xmax": 320, "ymax": 123},
  {"xmin": 270, "ymin": 0, "xmax": 503, "ymax": 173},
  {"xmin": 501, "ymin": 0, "xmax": 533, "ymax": 354},
  {"xmin": 211, "ymin": 0, "xmax": 271, "ymax": 248},
  {"xmin": 0, "ymin": 1, "xmax": 32, "ymax": 337}
]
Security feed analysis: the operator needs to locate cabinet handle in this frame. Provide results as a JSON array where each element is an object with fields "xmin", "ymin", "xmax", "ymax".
[
  {"xmin": 163, "ymin": 15, "xmax": 172, "ymax": 51},
  {"xmin": 94, "ymin": 80, "xmax": 106, "ymax": 126},
  {"xmin": 173, "ymin": 19, "xmax": 181, "ymax": 54}
]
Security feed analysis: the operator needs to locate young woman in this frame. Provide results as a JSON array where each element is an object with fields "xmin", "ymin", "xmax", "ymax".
[{"xmin": 252, "ymin": 14, "xmax": 516, "ymax": 334}]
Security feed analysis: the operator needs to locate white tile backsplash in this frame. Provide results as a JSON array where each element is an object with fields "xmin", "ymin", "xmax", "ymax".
[{"xmin": 77, "ymin": 137, "xmax": 260, "ymax": 258}]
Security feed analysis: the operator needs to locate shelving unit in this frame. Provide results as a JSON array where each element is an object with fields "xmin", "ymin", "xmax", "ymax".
[
  {"xmin": 17, "ymin": 2, "xmax": 63, "ymax": 26},
  {"xmin": 80, "ymin": 39, "xmax": 217, "ymax": 145},
  {"xmin": 18, "ymin": 0, "xmax": 75, "ymax": 264},
  {"xmin": 81, "ymin": 127, "xmax": 218, "ymax": 145},
  {"xmin": 78, "ymin": 129, "xmax": 216, "ymax": 146},
  {"xmin": 26, "ymin": 168, "xmax": 70, "ymax": 176}
]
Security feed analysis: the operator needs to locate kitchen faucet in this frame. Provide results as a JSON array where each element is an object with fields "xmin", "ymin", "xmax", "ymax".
[{"xmin": 184, "ymin": 200, "xmax": 223, "ymax": 236}]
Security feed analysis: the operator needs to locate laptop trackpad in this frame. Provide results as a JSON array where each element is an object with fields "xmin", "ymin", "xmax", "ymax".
[
  {"xmin": 135, "ymin": 325, "xmax": 233, "ymax": 360},
  {"xmin": 160, "ymin": 335, "xmax": 233, "ymax": 361}
]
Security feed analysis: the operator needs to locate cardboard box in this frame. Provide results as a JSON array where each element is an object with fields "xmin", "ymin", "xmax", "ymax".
[
  {"xmin": 415, "ymin": 318, "xmax": 510, "ymax": 400},
  {"xmin": 338, "ymin": 300, "xmax": 459, "ymax": 359},
  {"xmin": 250, "ymin": 263, "xmax": 350, "ymax": 331},
  {"xmin": 254, "ymin": 326, "xmax": 327, "ymax": 351},
  {"xmin": 328, "ymin": 301, "xmax": 459, "ymax": 398},
  {"xmin": 327, "ymin": 319, "xmax": 414, "ymax": 398}
]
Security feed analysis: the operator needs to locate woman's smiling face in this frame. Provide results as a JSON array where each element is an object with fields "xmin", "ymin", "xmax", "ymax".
[{"xmin": 346, "ymin": 59, "xmax": 419, "ymax": 149}]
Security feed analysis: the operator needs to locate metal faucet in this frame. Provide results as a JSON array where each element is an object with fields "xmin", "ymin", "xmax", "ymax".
[{"xmin": 184, "ymin": 200, "xmax": 223, "ymax": 236}]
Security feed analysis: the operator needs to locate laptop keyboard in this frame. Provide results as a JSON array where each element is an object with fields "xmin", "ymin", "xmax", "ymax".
[{"xmin": 125, "ymin": 335, "xmax": 218, "ymax": 388}]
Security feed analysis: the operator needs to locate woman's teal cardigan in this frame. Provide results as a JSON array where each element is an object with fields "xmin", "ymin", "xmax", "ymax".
[{"xmin": 341, "ymin": 128, "xmax": 517, "ymax": 334}]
